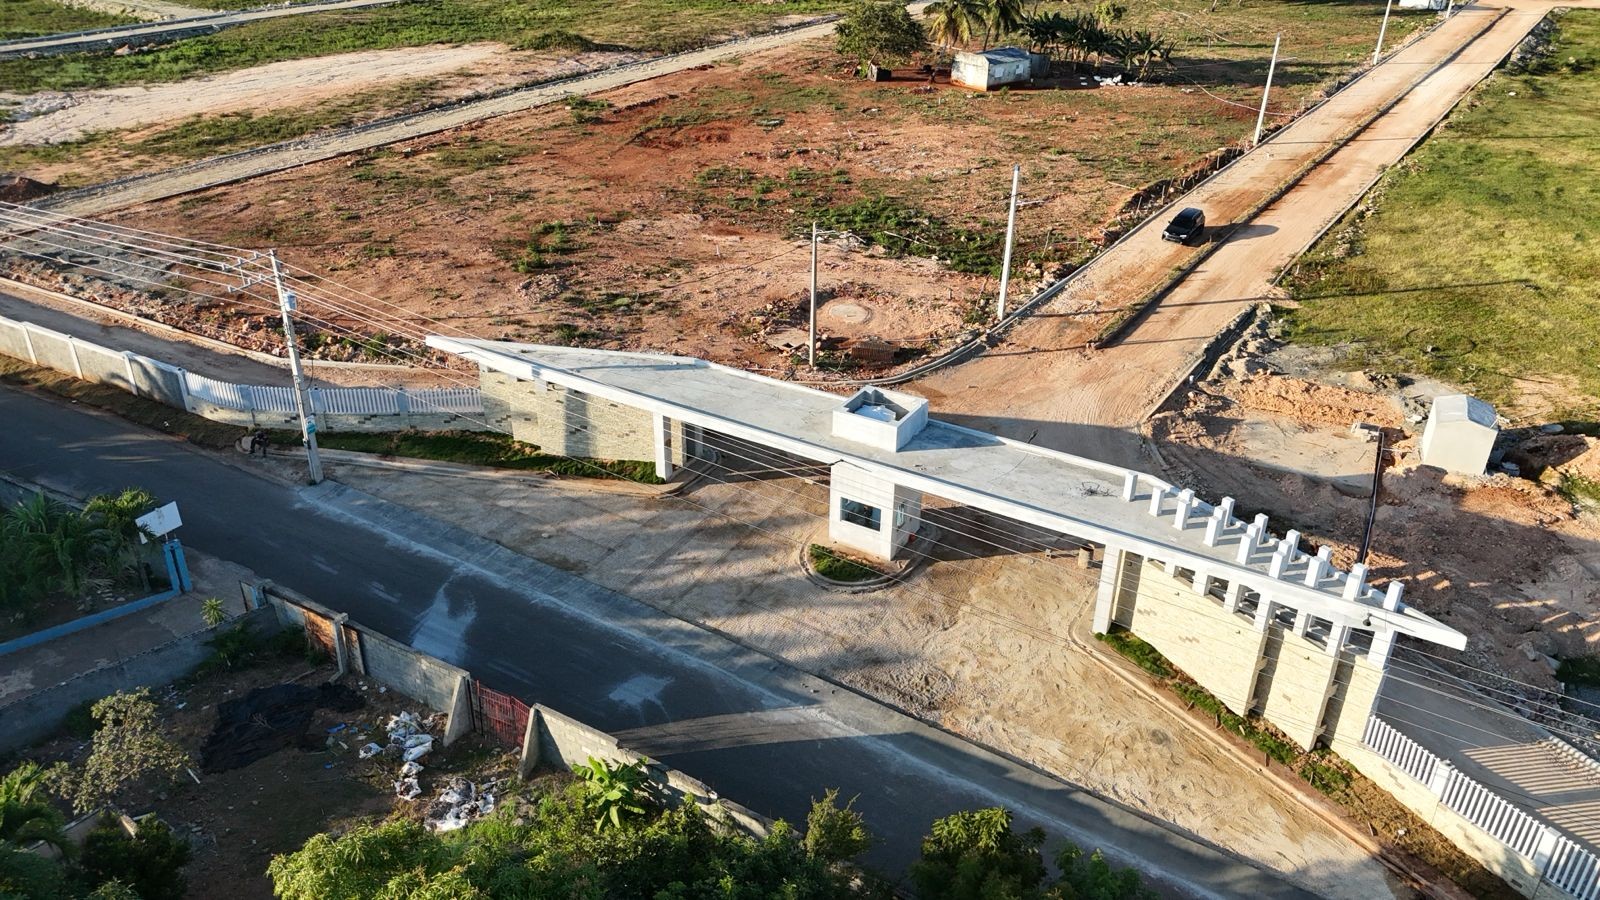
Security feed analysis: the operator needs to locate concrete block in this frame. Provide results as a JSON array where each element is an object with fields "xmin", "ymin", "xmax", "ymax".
[{"xmin": 1420, "ymin": 394, "xmax": 1497, "ymax": 475}]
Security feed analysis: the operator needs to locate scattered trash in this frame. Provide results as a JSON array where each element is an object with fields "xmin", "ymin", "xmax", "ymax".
[
  {"xmin": 400, "ymin": 760, "xmax": 423, "ymax": 777},
  {"xmin": 394, "ymin": 776, "xmax": 422, "ymax": 800},
  {"xmin": 327, "ymin": 723, "xmax": 348, "ymax": 734},
  {"xmin": 185, "ymin": 768, "xmax": 202, "ymax": 785},
  {"xmin": 358, "ymin": 742, "xmax": 384, "ymax": 759},
  {"xmin": 378, "ymin": 686, "xmax": 388, "ymax": 694},
  {"xmin": 426, "ymin": 777, "xmax": 497, "ymax": 832}
]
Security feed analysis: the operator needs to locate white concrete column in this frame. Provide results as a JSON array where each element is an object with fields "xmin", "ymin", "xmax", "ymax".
[
  {"xmin": 1342, "ymin": 562, "xmax": 1368, "ymax": 601},
  {"xmin": 1237, "ymin": 523, "xmax": 1262, "ymax": 563},
  {"xmin": 1203, "ymin": 512, "xmax": 1224, "ymax": 546},
  {"xmin": 1368, "ymin": 628, "xmax": 1396, "ymax": 667},
  {"xmin": 1148, "ymin": 485, "xmax": 1169, "ymax": 517},
  {"xmin": 1304, "ymin": 546, "xmax": 1332, "ymax": 587},
  {"xmin": 1325, "ymin": 622, "xmax": 1349, "ymax": 655},
  {"xmin": 1383, "ymin": 581, "xmax": 1405, "ymax": 610},
  {"xmin": 1292, "ymin": 608, "xmax": 1310, "ymax": 637},
  {"xmin": 652, "ymin": 413, "xmax": 673, "ymax": 480},
  {"xmin": 1092, "ymin": 547, "xmax": 1127, "ymax": 633},
  {"xmin": 1253, "ymin": 596, "xmax": 1275, "ymax": 632},
  {"xmin": 1268, "ymin": 543, "xmax": 1291, "ymax": 578},
  {"xmin": 1282, "ymin": 529, "xmax": 1302, "ymax": 562},
  {"xmin": 1121, "ymin": 471, "xmax": 1137, "ymax": 502},
  {"xmin": 1224, "ymin": 581, "xmax": 1248, "ymax": 613},
  {"xmin": 1173, "ymin": 488, "xmax": 1196, "ymax": 529},
  {"xmin": 1217, "ymin": 496, "xmax": 1236, "ymax": 523}
]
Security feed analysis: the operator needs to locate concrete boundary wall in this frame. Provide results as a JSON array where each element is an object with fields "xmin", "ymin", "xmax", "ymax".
[
  {"xmin": 1352, "ymin": 716, "xmax": 1600, "ymax": 899},
  {"xmin": 256, "ymin": 581, "xmax": 770, "ymax": 836},
  {"xmin": 0, "ymin": 311, "xmax": 487, "ymax": 432}
]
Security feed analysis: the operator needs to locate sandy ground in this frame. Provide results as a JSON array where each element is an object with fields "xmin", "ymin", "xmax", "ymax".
[
  {"xmin": 1, "ymin": 43, "xmax": 627, "ymax": 146},
  {"xmin": 308, "ymin": 450, "xmax": 1410, "ymax": 899},
  {"xmin": 911, "ymin": 3, "xmax": 1553, "ymax": 467},
  {"xmin": 47, "ymin": 0, "xmax": 207, "ymax": 22}
]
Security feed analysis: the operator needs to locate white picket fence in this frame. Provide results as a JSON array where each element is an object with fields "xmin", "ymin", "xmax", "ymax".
[
  {"xmin": 1363, "ymin": 716, "xmax": 1600, "ymax": 899},
  {"xmin": 183, "ymin": 372, "xmax": 481, "ymax": 417}
]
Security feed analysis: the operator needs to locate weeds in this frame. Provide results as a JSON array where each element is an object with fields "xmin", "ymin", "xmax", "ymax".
[
  {"xmin": 296, "ymin": 430, "xmax": 664, "ymax": 484},
  {"xmin": 807, "ymin": 544, "xmax": 886, "ymax": 582}
]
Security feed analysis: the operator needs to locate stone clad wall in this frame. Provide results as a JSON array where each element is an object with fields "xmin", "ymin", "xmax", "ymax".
[
  {"xmin": 480, "ymin": 370, "xmax": 684, "ymax": 464},
  {"xmin": 1120, "ymin": 558, "xmax": 1267, "ymax": 717}
]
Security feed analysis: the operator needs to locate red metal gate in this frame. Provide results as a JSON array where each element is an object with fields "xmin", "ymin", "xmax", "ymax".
[{"xmin": 471, "ymin": 680, "xmax": 530, "ymax": 747}]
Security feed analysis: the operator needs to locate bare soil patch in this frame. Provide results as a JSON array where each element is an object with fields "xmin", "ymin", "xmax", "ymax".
[{"xmin": 96, "ymin": 37, "xmax": 1265, "ymax": 377}]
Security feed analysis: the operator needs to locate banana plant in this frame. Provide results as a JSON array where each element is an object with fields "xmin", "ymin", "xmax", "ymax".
[{"xmin": 572, "ymin": 756, "xmax": 652, "ymax": 831}]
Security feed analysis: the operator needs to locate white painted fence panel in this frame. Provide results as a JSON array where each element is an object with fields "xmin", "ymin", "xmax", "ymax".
[
  {"xmin": 1440, "ymin": 767, "xmax": 1546, "ymax": 859},
  {"xmin": 1546, "ymin": 835, "xmax": 1600, "ymax": 900},
  {"xmin": 1363, "ymin": 715, "xmax": 1438, "ymax": 784},
  {"xmin": 313, "ymin": 387, "xmax": 400, "ymax": 415},
  {"xmin": 410, "ymin": 387, "xmax": 481, "ymax": 414},
  {"xmin": 184, "ymin": 372, "xmax": 252, "ymax": 409}
]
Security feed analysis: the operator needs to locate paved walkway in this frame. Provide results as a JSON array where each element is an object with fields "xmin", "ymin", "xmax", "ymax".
[
  {"xmin": 914, "ymin": 1, "xmax": 1570, "ymax": 468},
  {"xmin": 0, "ymin": 0, "xmax": 409, "ymax": 57}
]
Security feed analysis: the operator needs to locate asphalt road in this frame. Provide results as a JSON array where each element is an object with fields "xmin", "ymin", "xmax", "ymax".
[{"xmin": 0, "ymin": 383, "xmax": 1326, "ymax": 898}]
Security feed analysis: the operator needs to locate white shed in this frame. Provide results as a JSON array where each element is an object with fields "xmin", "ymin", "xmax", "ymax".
[
  {"xmin": 1420, "ymin": 394, "xmax": 1498, "ymax": 475},
  {"xmin": 951, "ymin": 47, "xmax": 1041, "ymax": 91}
]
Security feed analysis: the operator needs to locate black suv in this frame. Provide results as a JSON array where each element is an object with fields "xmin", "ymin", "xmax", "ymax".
[{"xmin": 1162, "ymin": 207, "xmax": 1206, "ymax": 244}]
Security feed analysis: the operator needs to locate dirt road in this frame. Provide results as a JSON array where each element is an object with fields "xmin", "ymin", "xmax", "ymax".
[
  {"xmin": 914, "ymin": 2, "xmax": 1555, "ymax": 467},
  {"xmin": 0, "ymin": 0, "xmax": 409, "ymax": 57},
  {"xmin": 31, "ymin": 14, "xmax": 855, "ymax": 216}
]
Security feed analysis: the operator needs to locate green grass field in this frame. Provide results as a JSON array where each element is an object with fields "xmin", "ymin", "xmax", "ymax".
[
  {"xmin": 1283, "ymin": 10, "xmax": 1600, "ymax": 418},
  {"xmin": 0, "ymin": 0, "xmax": 841, "ymax": 92},
  {"xmin": 1, "ymin": 0, "xmax": 135, "ymax": 40}
]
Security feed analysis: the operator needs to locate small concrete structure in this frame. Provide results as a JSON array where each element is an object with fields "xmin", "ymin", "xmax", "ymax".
[
  {"xmin": 427, "ymin": 338, "xmax": 1467, "ymax": 755},
  {"xmin": 1398, "ymin": 0, "xmax": 1447, "ymax": 9},
  {"xmin": 950, "ymin": 46, "xmax": 1045, "ymax": 90},
  {"xmin": 1420, "ymin": 394, "xmax": 1498, "ymax": 475}
]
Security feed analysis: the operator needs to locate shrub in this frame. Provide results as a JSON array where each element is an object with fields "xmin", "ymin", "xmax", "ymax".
[
  {"xmin": 807, "ymin": 544, "xmax": 886, "ymax": 582},
  {"xmin": 805, "ymin": 789, "xmax": 871, "ymax": 863},
  {"xmin": 80, "ymin": 819, "xmax": 191, "ymax": 900}
]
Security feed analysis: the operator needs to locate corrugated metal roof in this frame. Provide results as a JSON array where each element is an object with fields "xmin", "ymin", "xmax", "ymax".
[{"xmin": 956, "ymin": 45, "xmax": 1031, "ymax": 64}]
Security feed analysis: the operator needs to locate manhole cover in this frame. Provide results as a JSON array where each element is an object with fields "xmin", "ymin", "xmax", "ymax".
[{"xmin": 824, "ymin": 302, "xmax": 872, "ymax": 325}]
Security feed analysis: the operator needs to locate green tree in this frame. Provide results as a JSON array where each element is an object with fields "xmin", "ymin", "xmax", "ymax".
[
  {"xmin": 804, "ymin": 789, "xmax": 871, "ymax": 864},
  {"xmin": 1054, "ymin": 843, "xmax": 1157, "ymax": 899},
  {"xmin": 979, "ymin": 0, "xmax": 1025, "ymax": 49},
  {"xmin": 79, "ymin": 819, "xmax": 191, "ymax": 900},
  {"xmin": 836, "ymin": 1, "xmax": 929, "ymax": 75},
  {"xmin": 0, "ymin": 844, "xmax": 71, "ymax": 900},
  {"xmin": 911, "ymin": 807, "xmax": 1047, "ymax": 900},
  {"xmin": 924, "ymin": 0, "xmax": 984, "ymax": 50},
  {"xmin": 83, "ymin": 489, "xmax": 155, "ymax": 591},
  {"xmin": 52, "ymin": 690, "xmax": 190, "ymax": 814}
]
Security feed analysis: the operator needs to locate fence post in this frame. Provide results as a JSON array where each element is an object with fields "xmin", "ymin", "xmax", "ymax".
[
  {"xmin": 330, "ymin": 612, "xmax": 350, "ymax": 677},
  {"xmin": 1531, "ymin": 826, "xmax": 1561, "ymax": 880},
  {"xmin": 1428, "ymin": 760, "xmax": 1455, "ymax": 798},
  {"xmin": 445, "ymin": 675, "xmax": 473, "ymax": 747},
  {"xmin": 66, "ymin": 337, "xmax": 83, "ymax": 379},
  {"xmin": 176, "ymin": 368, "xmax": 194, "ymax": 412},
  {"xmin": 20, "ymin": 323, "xmax": 37, "ymax": 363},
  {"xmin": 519, "ymin": 707, "xmax": 542, "ymax": 778}
]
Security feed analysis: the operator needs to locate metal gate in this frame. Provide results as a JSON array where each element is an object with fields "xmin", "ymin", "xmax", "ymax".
[{"xmin": 471, "ymin": 680, "xmax": 531, "ymax": 747}]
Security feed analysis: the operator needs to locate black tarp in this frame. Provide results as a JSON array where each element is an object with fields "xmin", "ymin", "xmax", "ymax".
[{"xmin": 199, "ymin": 682, "xmax": 363, "ymax": 773}]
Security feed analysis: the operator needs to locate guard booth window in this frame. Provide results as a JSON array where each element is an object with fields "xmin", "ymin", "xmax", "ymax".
[{"xmin": 840, "ymin": 498, "xmax": 882, "ymax": 530}]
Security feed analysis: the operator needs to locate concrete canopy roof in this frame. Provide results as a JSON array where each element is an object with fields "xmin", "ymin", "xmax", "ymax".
[{"xmin": 427, "ymin": 337, "xmax": 1465, "ymax": 650}]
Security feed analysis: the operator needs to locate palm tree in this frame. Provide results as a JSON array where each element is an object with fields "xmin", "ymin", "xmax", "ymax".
[
  {"xmin": 0, "ymin": 762, "xmax": 68, "ymax": 854},
  {"xmin": 924, "ymin": 0, "xmax": 984, "ymax": 51},
  {"xmin": 979, "ymin": 0, "xmax": 1025, "ymax": 48}
]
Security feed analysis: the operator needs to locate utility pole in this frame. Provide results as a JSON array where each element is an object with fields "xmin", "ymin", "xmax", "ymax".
[
  {"xmin": 269, "ymin": 251, "xmax": 323, "ymax": 485},
  {"xmin": 809, "ymin": 222, "xmax": 818, "ymax": 369},
  {"xmin": 997, "ymin": 164, "xmax": 1020, "ymax": 321},
  {"xmin": 1374, "ymin": 0, "xmax": 1395, "ymax": 65},
  {"xmin": 1253, "ymin": 33, "xmax": 1282, "ymax": 147},
  {"xmin": 223, "ymin": 250, "xmax": 323, "ymax": 483}
]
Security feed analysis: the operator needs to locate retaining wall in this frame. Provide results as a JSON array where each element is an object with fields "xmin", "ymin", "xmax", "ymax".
[{"xmin": 481, "ymin": 371, "xmax": 677, "ymax": 463}]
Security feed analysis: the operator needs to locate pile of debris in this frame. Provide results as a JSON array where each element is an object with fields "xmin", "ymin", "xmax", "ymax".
[
  {"xmin": 358, "ymin": 712, "xmax": 498, "ymax": 831},
  {"xmin": 200, "ymin": 682, "xmax": 363, "ymax": 773}
]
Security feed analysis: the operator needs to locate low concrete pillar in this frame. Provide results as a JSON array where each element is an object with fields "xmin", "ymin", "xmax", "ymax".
[
  {"xmin": 1292, "ymin": 608, "xmax": 1311, "ymax": 637},
  {"xmin": 1342, "ymin": 562, "xmax": 1368, "ymax": 601},
  {"xmin": 1268, "ymin": 544, "xmax": 1291, "ymax": 578},
  {"xmin": 1369, "ymin": 629, "xmax": 1396, "ymax": 667},
  {"xmin": 1282, "ymin": 530, "xmax": 1302, "ymax": 562},
  {"xmin": 1173, "ymin": 488, "xmax": 1196, "ymax": 529},
  {"xmin": 1383, "ymin": 581, "xmax": 1405, "ymax": 610},
  {"xmin": 1253, "ymin": 597, "xmax": 1275, "ymax": 632},
  {"xmin": 518, "ymin": 707, "xmax": 543, "ymax": 779},
  {"xmin": 1092, "ymin": 547, "xmax": 1127, "ymax": 633},
  {"xmin": 1325, "ymin": 622, "xmax": 1349, "ymax": 655},
  {"xmin": 1218, "ymin": 496, "xmax": 1236, "ymax": 523},
  {"xmin": 1224, "ymin": 580, "xmax": 1248, "ymax": 613},
  {"xmin": 1076, "ymin": 546, "xmax": 1092, "ymax": 569},
  {"xmin": 1147, "ymin": 485, "xmax": 1169, "ymax": 517},
  {"xmin": 1304, "ymin": 546, "xmax": 1332, "ymax": 587},
  {"xmin": 1237, "ymin": 524, "xmax": 1262, "ymax": 563},
  {"xmin": 331, "ymin": 612, "xmax": 350, "ymax": 677},
  {"xmin": 652, "ymin": 413, "xmax": 673, "ymax": 480},
  {"xmin": 1252, "ymin": 513, "xmax": 1269, "ymax": 541},
  {"xmin": 1203, "ymin": 512, "xmax": 1224, "ymax": 546},
  {"xmin": 1121, "ymin": 471, "xmax": 1137, "ymax": 502},
  {"xmin": 444, "ymin": 675, "xmax": 472, "ymax": 747}
]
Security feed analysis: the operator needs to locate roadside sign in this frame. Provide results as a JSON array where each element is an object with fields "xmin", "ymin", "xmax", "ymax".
[{"xmin": 136, "ymin": 501, "xmax": 182, "ymax": 543}]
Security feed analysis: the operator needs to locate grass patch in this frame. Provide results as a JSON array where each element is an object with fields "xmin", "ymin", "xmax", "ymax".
[
  {"xmin": 1558, "ymin": 474, "xmax": 1600, "ymax": 509},
  {"xmin": 297, "ymin": 429, "xmax": 665, "ymax": 483},
  {"xmin": 807, "ymin": 544, "xmax": 887, "ymax": 582},
  {"xmin": 807, "ymin": 196, "xmax": 1005, "ymax": 277},
  {"xmin": 0, "ymin": 0, "xmax": 842, "ymax": 92},
  {"xmin": 1283, "ymin": 10, "xmax": 1600, "ymax": 415},
  {"xmin": 1094, "ymin": 630, "xmax": 1172, "ymax": 679},
  {"xmin": 0, "ymin": 0, "xmax": 134, "ymax": 40}
]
